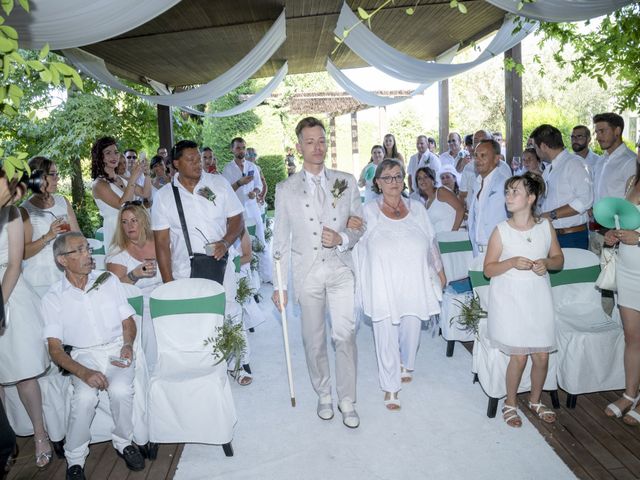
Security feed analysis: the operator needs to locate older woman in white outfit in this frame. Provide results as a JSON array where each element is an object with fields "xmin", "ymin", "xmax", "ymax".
[
  {"xmin": 91, "ymin": 136, "xmax": 151, "ymax": 250},
  {"xmin": 355, "ymin": 159, "xmax": 446, "ymax": 410}
]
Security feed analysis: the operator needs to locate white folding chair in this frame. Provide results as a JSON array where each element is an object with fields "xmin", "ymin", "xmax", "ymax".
[
  {"xmin": 87, "ymin": 238, "xmax": 105, "ymax": 255},
  {"xmin": 437, "ymin": 230, "xmax": 475, "ymax": 356},
  {"xmin": 469, "ymin": 257, "xmax": 559, "ymax": 417},
  {"xmin": 551, "ymin": 248, "xmax": 625, "ymax": 408},
  {"xmin": 148, "ymin": 279, "xmax": 236, "ymax": 456},
  {"xmin": 92, "ymin": 254, "xmax": 106, "ymax": 271}
]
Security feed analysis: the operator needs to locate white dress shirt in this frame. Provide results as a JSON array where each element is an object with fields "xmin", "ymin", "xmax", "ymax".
[
  {"xmin": 578, "ymin": 149, "xmax": 601, "ymax": 182},
  {"xmin": 407, "ymin": 151, "xmax": 441, "ymax": 191},
  {"xmin": 42, "ymin": 271, "xmax": 135, "ymax": 348},
  {"xmin": 541, "ymin": 149, "xmax": 593, "ymax": 228},
  {"xmin": 473, "ymin": 168, "xmax": 498, "ymax": 246},
  {"xmin": 152, "ymin": 172, "xmax": 244, "ymax": 279},
  {"xmin": 221, "ymin": 159, "xmax": 260, "ymax": 205},
  {"xmin": 438, "ymin": 151, "xmax": 457, "ymax": 168},
  {"xmin": 593, "ymin": 143, "xmax": 636, "ymax": 202}
]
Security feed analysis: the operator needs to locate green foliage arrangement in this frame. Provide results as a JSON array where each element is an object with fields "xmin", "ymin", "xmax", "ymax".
[
  {"xmin": 451, "ymin": 293, "xmax": 487, "ymax": 336},
  {"xmin": 249, "ymin": 253, "xmax": 259, "ymax": 272},
  {"xmin": 204, "ymin": 315, "xmax": 247, "ymax": 374},
  {"xmin": 257, "ymin": 154, "xmax": 286, "ymax": 209},
  {"xmin": 235, "ymin": 276, "xmax": 257, "ymax": 305}
]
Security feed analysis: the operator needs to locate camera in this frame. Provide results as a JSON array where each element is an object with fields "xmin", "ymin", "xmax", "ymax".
[{"xmin": 20, "ymin": 169, "xmax": 45, "ymax": 194}]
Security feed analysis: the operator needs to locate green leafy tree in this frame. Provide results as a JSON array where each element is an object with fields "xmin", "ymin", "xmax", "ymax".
[{"xmin": 537, "ymin": 4, "xmax": 640, "ymax": 111}]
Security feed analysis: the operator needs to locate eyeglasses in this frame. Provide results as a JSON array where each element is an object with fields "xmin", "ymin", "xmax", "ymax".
[
  {"xmin": 60, "ymin": 245, "xmax": 93, "ymax": 256},
  {"xmin": 447, "ymin": 139, "xmax": 458, "ymax": 144},
  {"xmin": 570, "ymin": 134, "xmax": 587, "ymax": 140},
  {"xmin": 46, "ymin": 172, "xmax": 60, "ymax": 179},
  {"xmin": 378, "ymin": 174, "xmax": 405, "ymax": 184},
  {"xmin": 121, "ymin": 200, "xmax": 143, "ymax": 209},
  {"xmin": 126, "ymin": 155, "xmax": 137, "ymax": 160}
]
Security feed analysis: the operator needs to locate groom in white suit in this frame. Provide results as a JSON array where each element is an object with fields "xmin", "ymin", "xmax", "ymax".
[{"xmin": 272, "ymin": 117, "xmax": 364, "ymax": 428}]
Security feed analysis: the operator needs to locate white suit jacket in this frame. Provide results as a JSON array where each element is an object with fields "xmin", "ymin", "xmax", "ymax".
[
  {"xmin": 468, "ymin": 168, "xmax": 510, "ymax": 256},
  {"xmin": 272, "ymin": 168, "xmax": 364, "ymax": 302}
]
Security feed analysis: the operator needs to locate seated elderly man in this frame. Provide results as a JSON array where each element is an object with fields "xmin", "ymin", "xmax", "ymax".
[{"xmin": 42, "ymin": 232, "xmax": 144, "ymax": 480}]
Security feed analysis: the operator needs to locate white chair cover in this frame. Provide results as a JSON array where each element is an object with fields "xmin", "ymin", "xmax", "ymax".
[
  {"xmin": 438, "ymin": 231, "xmax": 475, "ymax": 345},
  {"xmin": 63, "ymin": 284, "xmax": 150, "ymax": 445},
  {"xmin": 470, "ymin": 256, "xmax": 558, "ymax": 402},
  {"xmin": 148, "ymin": 279, "xmax": 237, "ymax": 444},
  {"xmin": 552, "ymin": 248, "xmax": 624, "ymax": 394},
  {"xmin": 92, "ymin": 254, "xmax": 106, "ymax": 271},
  {"xmin": 87, "ymin": 238, "xmax": 105, "ymax": 255}
]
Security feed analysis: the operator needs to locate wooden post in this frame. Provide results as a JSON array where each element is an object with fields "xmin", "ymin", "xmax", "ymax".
[
  {"xmin": 505, "ymin": 43, "xmax": 523, "ymax": 164},
  {"xmin": 329, "ymin": 116, "xmax": 337, "ymax": 169},
  {"xmin": 351, "ymin": 111, "xmax": 359, "ymax": 175},
  {"xmin": 157, "ymin": 104, "xmax": 174, "ymax": 151},
  {"xmin": 438, "ymin": 79, "xmax": 449, "ymax": 154}
]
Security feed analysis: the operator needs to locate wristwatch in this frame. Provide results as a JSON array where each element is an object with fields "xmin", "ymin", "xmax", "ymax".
[
  {"xmin": 220, "ymin": 239, "xmax": 230, "ymax": 249},
  {"xmin": 549, "ymin": 209, "xmax": 558, "ymax": 221}
]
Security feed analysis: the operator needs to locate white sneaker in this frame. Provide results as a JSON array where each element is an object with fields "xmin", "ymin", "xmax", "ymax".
[
  {"xmin": 338, "ymin": 400, "xmax": 360, "ymax": 428},
  {"xmin": 317, "ymin": 395, "xmax": 334, "ymax": 420}
]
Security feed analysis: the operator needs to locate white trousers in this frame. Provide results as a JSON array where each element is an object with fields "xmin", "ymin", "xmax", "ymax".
[
  {"xmin": 298, "ymin": 255, "xmax": 357, "ymax": 404},
  {"xmin": 66, "ymin": 342, "xmax": 135, "ymax": 467},
  {"xmin": 372, "ymin": 315, "xmax": 422, "ymax": 394}
]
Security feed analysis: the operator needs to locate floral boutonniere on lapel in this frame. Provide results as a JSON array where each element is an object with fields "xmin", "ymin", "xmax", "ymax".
[
  {"xmin": 86, "ymin": 272, "xmax": 111, "ymax": 294},
  {"xmin": 197, "ymin": 186, "xmax": 217, "ymax": 205},
  {"xmin": 330, "ymin": 179, "xmax": 349, "ymax": 208}
]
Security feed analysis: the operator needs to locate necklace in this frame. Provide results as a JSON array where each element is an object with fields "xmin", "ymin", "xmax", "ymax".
[
  {"xmin": 383, "ymin": 197, "xmax": 403, "ymax": 218},
  {"xmin": 510, "ymin": 220, "xmax": 533, "ymax": 243}
]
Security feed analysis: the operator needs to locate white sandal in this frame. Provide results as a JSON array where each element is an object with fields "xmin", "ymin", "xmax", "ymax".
[
  {"xmin": 528, "ymin": 401, "xmax": 556, "ymax": 424},
  {"xmin": 502, "ymin": 405, "xmax": 522, "ymax": 428},
  {"xmin": 605, "ymin": 392, "xmax": 640, "ymax": 418},
  {"xmin": 623, "ymin": 407, "xmax": 640, "ymax": 426}
]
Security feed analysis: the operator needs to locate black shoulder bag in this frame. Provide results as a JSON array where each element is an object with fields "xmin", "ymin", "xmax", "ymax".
[{"xmin": 172, "ymin": 182, "xmax": 228, "ymax": 284}]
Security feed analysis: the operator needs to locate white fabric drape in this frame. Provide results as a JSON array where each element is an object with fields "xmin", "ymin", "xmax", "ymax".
[
  {"xmin": 326, "ymin": 45, "xmax": 458, "ymax": 107},
  {"xmin": 486, "ymin": 0, "xmax": 635, "ymax": 22},
  {"xmin": 8, "ymin": 0, "xmax": 181, "ymax": 50},
  {"xmin": 149, "ymin": 62, "xmax": 288, "ymax": 117},
  {"xmin": 62, "ymin": 10, "xmax": 285, "ymax": 108},
  {"xmin": 334, "ymin": 2, "xmax": 537, "ymax": 85}
]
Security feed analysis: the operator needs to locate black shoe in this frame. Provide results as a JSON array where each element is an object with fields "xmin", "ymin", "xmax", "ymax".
[
  {"xmin": 248, "ymin": 327, "xmax": 255, "ymax": 332},
  {"xmin": 253, "ymin": 294, "xmax": 260, "ymax": 303},
  {"xmin": 147, "ymin": 442, "xmax": 159, "ymax": 460},
  {"xmin": 117, "ymin": 445, "xmax": 145, "ymax": 471},
  {"xmin": 242, "ymin": 363, "xmax": 252, "ymax": 374},
  {"xmin": 66, "ymin": 464, "xmax": 86, "ymax": 480},
  {"xmin": 52, "ymin": 438, "xmax": 66, "ymax": 459}
]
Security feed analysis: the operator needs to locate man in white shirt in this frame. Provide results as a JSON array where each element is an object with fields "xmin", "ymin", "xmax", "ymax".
[
  {"xmin": 43, "ymin": 232, "xmax": 145, "ymax": 480},
  {"xmin": 439, "ymin": 132, "xmax": 463, "ymax": 168},
  {"xmin": 407, "ymin": 135, "xmax": 441, "ymax": 193},
  {"xmin": 532, "ymin": 124, "xmax": 593, "ymax": 249},
  {"xmin": 571, "ymin": 125, "xmax": 601, "ymax": 181},
  {"xmin": 153, "ymin": 140, "xmax": 244, "ymax": 282},
  {"xmin": 467, "ymin": 139, "xmax": 510, "ymax": 256},
  {"xmin": 222, "ymin": 137, "xmax": 261, "ymax": 206},
  {"xmin": 593, "ymin": 112, "xmax": 637, "ymax": 202},
  {"xmin": 272, "ymin": 117, "xmax": 364, "ymax": 428}
]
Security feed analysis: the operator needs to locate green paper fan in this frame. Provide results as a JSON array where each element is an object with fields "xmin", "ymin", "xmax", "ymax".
[{"xmin": 593, "ymin": 197, "xmax": 640, "ymax": 230}]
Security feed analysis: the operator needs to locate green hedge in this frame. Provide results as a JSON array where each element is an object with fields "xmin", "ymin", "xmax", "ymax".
[{"xmin": 258, "ymin": 154, "xmax": 287, "ymax": 210}]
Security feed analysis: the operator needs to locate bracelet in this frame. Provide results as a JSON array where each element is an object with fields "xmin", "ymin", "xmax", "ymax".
[
  {"xmin": 41, "ymin": 234, "xmax": 51, "ymax": 246},
  {"xmin": 127, "ymin": 271, "xmax": 138, "ymax": 283},
  {"xmin": 220, "ymin": 239, "xmax": 230, "ymax": 249}
]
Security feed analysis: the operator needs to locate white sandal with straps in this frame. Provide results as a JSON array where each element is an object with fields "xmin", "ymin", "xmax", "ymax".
[
  {"xmin": 605, "ymin": 392, "xmax": 640, "ymax": 418},
  {"xmin": 528, "ymin": 401, "xmax": 557, "ymax": 424},
  {"xmin": 623, "ymin": 406, "xmax": 640, "ymax": 427},
  {"xmin": 502, "ymin": 405, "xmax": 522, "ymax": 428}
]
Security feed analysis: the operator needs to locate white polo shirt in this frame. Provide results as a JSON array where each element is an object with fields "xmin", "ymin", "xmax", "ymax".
[
  {"xmin": 42, "ymin": 271, "xmax": 135, "ymax": 348},
  {"xmin": 152, "ymin": 172, "xmax": 244, "ymax": 280},
  {"xmin": 594, "ymin": 143, "xmax": 636, "ymax": 202}
]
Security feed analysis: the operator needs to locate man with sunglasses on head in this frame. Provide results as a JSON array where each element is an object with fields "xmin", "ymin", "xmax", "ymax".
[
  {"xmin": 438, "ymin": 132, "xmax": 464, "ymax": 169},
  {"xmin": 42, "ymin": 231, "xmax": 145, "ymax": 480}
]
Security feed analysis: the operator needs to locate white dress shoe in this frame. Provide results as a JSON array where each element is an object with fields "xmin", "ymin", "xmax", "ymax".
[
  {"xmin": 317, "ymin": 396, "xmax": 334, "ymax": 420},
  {"xmin": 338, "ymin": 400, "xmax": 360, "ymax": 428}
]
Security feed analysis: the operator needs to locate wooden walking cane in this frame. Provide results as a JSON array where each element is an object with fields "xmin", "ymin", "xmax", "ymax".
[{"xmin": 273, "ymin": 251, "xmax": 296, "ymax": 407}]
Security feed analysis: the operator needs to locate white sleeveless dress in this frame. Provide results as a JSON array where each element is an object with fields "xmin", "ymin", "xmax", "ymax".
[
  {"xmin": 616, "ymin": 203, "xmax": 640, "ymax": 310},
  {"xmin": 427, "ymin": 189, "xmax": 456, "ymax": 233},
  {"xmin": 487, "ymin": 219, "xmax": 556, "ymax": 354},
  {"xmin": 21, "ymin": 194, "xmax": 68, "ymax": 296},
  {"xmin": 0, "ymin": 207, "xmax": 50, "ymax": 384},
  {"xmin": 93, "ymin": 177, "xmax": 127, "ymax": 252}
]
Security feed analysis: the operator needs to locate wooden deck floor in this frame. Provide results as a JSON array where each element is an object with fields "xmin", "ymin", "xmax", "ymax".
[{"xmin": 5, "ymin": 343, "xmax": 640, "ymax": 480}]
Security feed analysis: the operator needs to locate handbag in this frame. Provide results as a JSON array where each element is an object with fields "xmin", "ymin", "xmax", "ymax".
[
  {"xmin": 595, "ymin": 245, "xmax": 617, "ymax": 291},
  {"xmin": 172, "ymin": 183, "xmax": 227, "ymax": 284}
]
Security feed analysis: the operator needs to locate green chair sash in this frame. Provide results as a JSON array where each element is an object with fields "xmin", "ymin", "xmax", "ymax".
[
  {"xmin": 127, "ymin": 296, "xmax": 144, "ymax": 317},
  {"xmin": 247, "ymin": 225, "xmax": 257, "ymax": 236},
  {"xmin": 549, "ymin": 265, "xmax": 600, "ymax": 287},
  {"xmin": 261, "ymin": 213, "xmax": 266, "ymax": 223},
  {"xmin": 233, "ymin": 255, "xmax": 241, "ymax": 273},
  {"xmin": 93, "ymin": 246, "xmax": 105, "ymax": 255},
  {"xmin": 469, "ymin": 270, "xmax": 490, "ymax": 288},
  {"xmin": 95, "ymin": 231, "xmax": 104, "ymax": 241},
  {"xmin": 439, "ymin": 240, "xmax": 473, "ymax": 254},
  {"xmin": 150, "ymin": 293, "xmax": 226, "ymax": 319}
]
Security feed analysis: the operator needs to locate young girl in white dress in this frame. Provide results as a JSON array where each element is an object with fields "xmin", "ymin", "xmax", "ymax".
[{"xmin": 483, "ymin": 172, "xmax": 563, "ymax": 428}]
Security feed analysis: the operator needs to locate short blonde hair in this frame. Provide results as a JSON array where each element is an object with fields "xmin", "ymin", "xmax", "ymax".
[{"xmin": 110, "ymin": 204, "xmax": 152, "ymax": 254}]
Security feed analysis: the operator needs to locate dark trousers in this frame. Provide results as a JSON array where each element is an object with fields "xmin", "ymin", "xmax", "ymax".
[
  {"xmin": 0, "ymin": 398, "xmax": 16, "ymax": 474},
  {"xmin": 557, "ymin": 229, "xmax": 589, "ymax": 249}
]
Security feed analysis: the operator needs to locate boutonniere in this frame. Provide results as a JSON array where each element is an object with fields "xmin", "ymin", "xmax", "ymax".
[
  {"xmin": 86, "ymin": 272, "xmax": 111, "ymax": 294},
  {"xmin": 197, "ymin": 186, "xmax": 217, "ymax": 205},
  {"xmin": 330, "ymin": 179, "xmax": 348, "ymax": 207}
]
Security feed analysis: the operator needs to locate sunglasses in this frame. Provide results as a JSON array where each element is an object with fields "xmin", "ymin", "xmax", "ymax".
[{"xmin": 126, "ymin": 155, "xmax": 137, "ymax": 160}]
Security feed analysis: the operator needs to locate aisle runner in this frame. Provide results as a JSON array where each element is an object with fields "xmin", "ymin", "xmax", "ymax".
[{"xmin": 174, "ymin": 286, "xmax": 575, "ymax": 480}]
